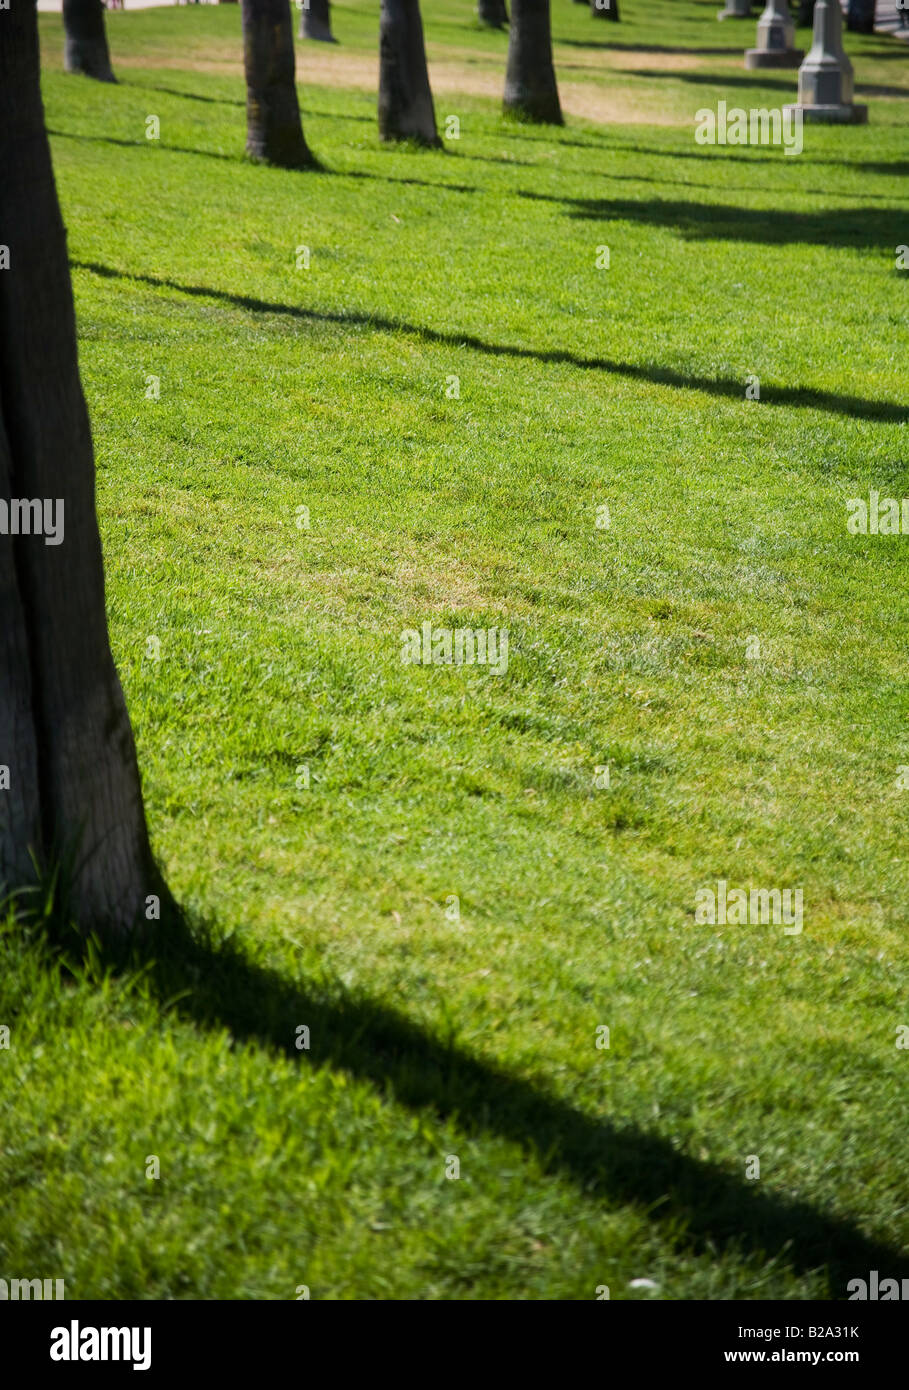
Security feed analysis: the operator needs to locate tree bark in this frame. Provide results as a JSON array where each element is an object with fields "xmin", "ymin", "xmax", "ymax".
[
  {"xmin": 591, "ymin": 0, "xmax": 620, "ymax": 18},
  {"xmin": 300, "ymin": 0, "xmax": 336, "ymax": 42},
  {"xmin": 477, "ymin": 0, "xmax": 509, "ymax": 26},
  {"xmin": 241, "ymin": 0, "xmax": 317, "ymax": 167},
  {"xmin": 504, "ymin": 0, "xmax": 563, "ymax": 125},
  {"xmin": 0, "ymin": 3, "xmax": 160, "ymax": 938},
  {"xmin": 62, "ymin": 0, "xmax": 116, "ymax": 83},
  {"xmin": 378, "ymin": 0, "xmax": 441, "ymax": 147},
  {"xmin": 846, "ymin": 0, "xmax": 876, "ymax": 30}
]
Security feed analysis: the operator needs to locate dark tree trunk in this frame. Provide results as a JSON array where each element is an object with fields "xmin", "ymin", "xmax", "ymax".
[
  {"xmin": 300, "ymin": 0, "xmax": 336, "ymax": 42},
  {"xmin": 378, "ymin": 0, "xmax": 441, "ymax": 147},
  {"xmin": 241, "ymin": 0, "xmax": 316, "ymax": 167},
  {"xmin": 591, "ymin": 0, "xmax": 619, "ymax": 18},
  {"xmin": 0, "ymin": 3, "xmax": 159, "ymax": 938},
  {"xmin": 477, "ymin": 0, "xmax": 509, "ymax": 26},
  {"xmin": 62, "ymin": 0, "xmax": 116, "ymax": 83},
  {"xmin": 504, "ymin": 0, "xmax": 562, "ymax": 125},
  {"xmin": 796, "ymin": 0, "xmax": 816, "ymax": 23},
  {"xmin": 846, "ymin": 0, "xmax": 876, "ymax": 30}
]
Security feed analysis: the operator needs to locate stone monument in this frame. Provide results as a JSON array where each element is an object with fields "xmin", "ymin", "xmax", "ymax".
[
  {"xmin": 784, "ymin": 0, "xmax": 868, "ymax": 122},
  {"xmin": 745, "ymin": 0, "xmax": 804, "ymax": 67}
]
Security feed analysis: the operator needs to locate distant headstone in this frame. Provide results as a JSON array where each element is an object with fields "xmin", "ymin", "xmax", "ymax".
[
  {"xmin": 784, "ymin": 0, "xmax": 868, "ymax": 122},
  {"xmin": 719, "ymin": 0, "xmax": 753, "ymax": 17},
  {"xmin": 745, "ymin": 0, "xmax": 805, "ymax": 66}
]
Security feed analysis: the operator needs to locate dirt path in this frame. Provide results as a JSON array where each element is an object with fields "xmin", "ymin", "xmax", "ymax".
[{"xmin": 103, "ymin": 42, "xmax": 685, "ymax": 128}]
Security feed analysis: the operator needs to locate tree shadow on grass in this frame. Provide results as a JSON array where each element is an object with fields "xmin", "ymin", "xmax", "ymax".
[
  {"xmin": 854, "ymin": 83, "xmax": 909, "ymax": 99},
  {"xmin": 299, "ymin": 108, "xmax": 375, "ymax": 125},
  {"xmin": 556, "ymin": 40, "xmax": 744, "ymax": 55},
  {"xmin": 81, "ymin": 906, "xmax": 909, "ymax": 1295},
  {"xmin": 47, "ymin": 127, "xmax": 237, "ymax": 162},
  {"xmin": 70, "ymin": 259, "xmax": 908, "ymax": 424},
  {"xmin": 48, "ymin": 129, "xmax": 477, "ymax": 193},
  {"xmin": 119, "ymin": 81, "xmax": 379, "ymax": 125},
  {"xmin": 604, "ymin": 144, "xmax": 909, "ymax": 176},
  {"xmin": 623, "ymin": 70, "xmax": 909, "ymax": 99},
  {"xmin": 123, "ymin": 80, "xmax": 246, "ymax": 108},
  {"xmin": 338, "ymin": 168, "xmax": 479, "ymax": 195},
  {"xmin": 518, "ymin": 190, "xmax": 905, "ymax": 251},
  {"xmin": 451, "ymin": 149, "xmax": 541, "ymax": 170},
  {"xmin": 625, "ymin": 69, "xmax": 800, "ymax": 93}
]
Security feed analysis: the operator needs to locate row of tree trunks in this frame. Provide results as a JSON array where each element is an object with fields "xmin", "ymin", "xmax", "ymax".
[
  {"xmin": 63, "ymin": 0, "xmax": 572, "ymax": 152},
  {"xmin": 0, "ymin": 2, "xmax": 158, "ymax": 938}
]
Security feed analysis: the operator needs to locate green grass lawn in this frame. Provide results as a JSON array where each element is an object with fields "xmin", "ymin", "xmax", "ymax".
[{"xmin": 2, "ymin": 0, "xmax": 907, "ymax": 1299}]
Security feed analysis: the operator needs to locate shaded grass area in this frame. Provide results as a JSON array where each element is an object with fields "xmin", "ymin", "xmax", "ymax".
[{"xmin": 1, "ymin": 0, "xmax": 906, "ymax": 1299}]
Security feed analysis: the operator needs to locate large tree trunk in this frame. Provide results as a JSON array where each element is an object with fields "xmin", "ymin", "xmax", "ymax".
[
  {"xmin": 241, "ymin": 0, "xmax": 317, "ymax": 167},
  {"xmin": 477, "ymin": 0, "xmax": 509, "ymax": 26},
  {"xmin": 299, "ymin": 0, "xmax": 336, "ymax": 42},
  {"xmin": 591, "ymin": 0, "xmax": 620, "ymax": 18},
  {"xmin": 378, "ymin": 0, "xmax": 441, "ymax": 147},
  {"xmin": 504, "ymin": 0, "xmax": 563, "ymax": 125},
  {"xmin": 62, "ymin": 0, "xmax": 116, "ymax": 83},
  {"xmin": 0, "ymin": 4, "xmax": 159, "ymax": 939}
]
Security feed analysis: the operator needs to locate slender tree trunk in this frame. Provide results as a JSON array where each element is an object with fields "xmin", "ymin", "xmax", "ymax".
[
  {"xmin": 591, "ymin": 0, "xmax": 620, "ymax": 18},
  {"xmin": 0, "ymin": 3, "xmax": 160, "ymax": 939},
  {"xmin": 241, "ymin": 0, "xmax": 317, "ymax": 167},
  {"xmin": 846, "ymin": 0, "xmax": 876, "ymax": 30},
  {"xmin": 477, "ymin": 0, "xmax": 509, "ymax": 26},
  {"xmin": 504, "ymin": 0, "xmax": 562, "ymax": 125},
  {"xmin": 300, "ymin": 0, "xmax": 336, "ymax": 42},
  {"xmin": 62, "ymin": 0, "xmax": 116, "ymax": 83},
  {"xmin": 378, "ymin": 0, "xmax": 441, "ymax": 147}
]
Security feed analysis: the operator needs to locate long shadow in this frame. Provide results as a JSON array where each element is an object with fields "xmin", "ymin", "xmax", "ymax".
[
  {"xmin": 48, "ymin": 129, "xmax": 477, "ymax": 194},
  {"xmin": 854, "ymin": 82, "xmax": 909, "ymax": 98},
  {"xmin": 626, "ymin": 69, "xmax": 799, "ymax": 92},
  {"xmin": 531, "ymin": 192, "xmax": 904, "ymax": 251},
  {"xmin": 48, "ymin": 127, "xmax": 236, "ymax": 163},
  {"xmin": 847, "ymin": 160, "xmax": 909, "ymax": 176},
  {"xmin": 70, "ymin": 259, "xmax": 908, "ymax": 424},
  {"xmin": 556, "ymin": 39, "xmax": 743, "ymax": 55},
  {"xmin": 499, "ymin": 129, "xmax": 616, "ymax": 152},
  {"xmin": 299, "ymin": 108, "xmax": 375, "ymax": 125},
  {"xmin": 451, "ymin": 150, "xmax": 540, "ymax": 170},
  {"xmin": 525, "ymin": 176, "xmax": 906, "ymax": 202},
  {"xmin": 339, "ymin": 168, "xmax": 478, "ymax": 195},
  {"xmin": 605, "ymin": 143, "xmax": 909, "ymax": 176},
  {"xmin": 623, "ymin": 70, "xmax": 909, "ymax": 99},
  {"xmin": 124, "ymin": 80, "xmax": 245, "ymax": 108},
  {"xmin": 94, "ymin": 908, "xmax": 909, "ymax": 1294},
  {"xmin": 498, "ymin": 135, "xmax": 906, "ymax": 187}
]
